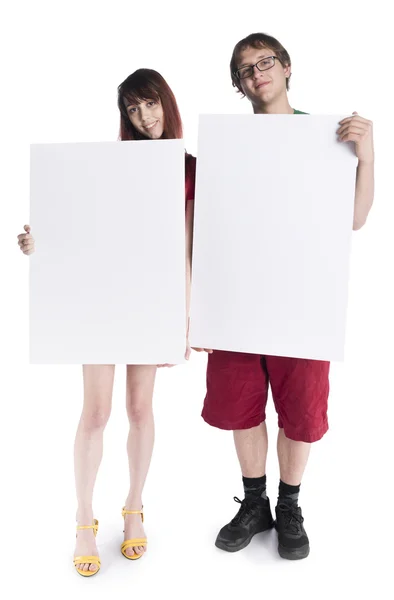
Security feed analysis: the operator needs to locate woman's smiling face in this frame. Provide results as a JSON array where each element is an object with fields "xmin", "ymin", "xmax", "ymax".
[{"xmin": 124, "ymin": 97, "xmax": 165, "ymax": 139}]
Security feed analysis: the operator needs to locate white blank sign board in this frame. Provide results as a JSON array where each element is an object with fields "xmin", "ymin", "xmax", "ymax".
[
  {"xmin": 30, "ymin": 140, "xmax": 186, "ymax": 364},
  {"xmin": 189, "ymin": 115, "xmax": 358, "ymax": 362}
]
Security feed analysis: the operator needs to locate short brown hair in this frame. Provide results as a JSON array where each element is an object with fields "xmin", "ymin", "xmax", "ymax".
[{"xmin": 230, "ymin": 33, "xmax": 292, "ymax": 96}]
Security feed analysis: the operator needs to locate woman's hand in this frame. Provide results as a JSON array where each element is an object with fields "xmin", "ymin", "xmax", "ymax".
[
  {"xmin": 157, "ymin": 337, "xmax": 193, "ymax": 367},
  {"xmin": 17, "ymin": 225, "xmax": 35, "ymax": 255},
  {"xmin": 185, "ymin": 337, "xmax": 191, "ymax": 361}
]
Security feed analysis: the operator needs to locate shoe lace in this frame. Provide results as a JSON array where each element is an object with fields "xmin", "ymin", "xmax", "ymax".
[
  {"xmin": 230, "ymin": 496, "xmax": 258, "ymax": 526},
  {"xmin": 277, "ymin": 502, "xmax": 304, "ymax": 534}
]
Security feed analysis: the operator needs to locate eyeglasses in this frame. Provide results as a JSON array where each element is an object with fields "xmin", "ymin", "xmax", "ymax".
[{"xmin": 234, "ymin": 56, "xmax": 278, "ymax": 80}]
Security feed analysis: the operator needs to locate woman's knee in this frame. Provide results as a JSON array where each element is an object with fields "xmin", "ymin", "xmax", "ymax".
[
  {"xmin": 126, "ymin": 398, "xmax": 153, "ymax": 425},
  {"xmin": 81, "ymin": 404, "xmax": 111, "ymax": 432}
]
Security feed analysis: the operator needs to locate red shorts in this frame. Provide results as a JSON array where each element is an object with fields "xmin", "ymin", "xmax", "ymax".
[{"xmin": 202, "ymin": 350, "xmax": 330, "ymax": 443}]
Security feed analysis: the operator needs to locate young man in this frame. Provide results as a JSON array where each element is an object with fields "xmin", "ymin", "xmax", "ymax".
[{"xmin": 198, "ymin": 33, "xmax": 374, "ymax": 560}]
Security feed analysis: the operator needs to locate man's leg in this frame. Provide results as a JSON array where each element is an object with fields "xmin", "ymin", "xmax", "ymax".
[
  {"xmin": 202, "ymin": 352, "xmax": 274, "ymax": 552},
  {"xmin": 274, "ymin": 431, "xmax": 311, "ymax": 560},
  {"xmin": 234, "ymin": 422, "xmax": 268, "ymax": 478},
  {"xmin": 267, "ymin": 356, "xmax": 330, "ymax": 560},
  {"xmin": 215, "ymin": 422, "xmax": 275, "ymax": 552},
  {"xmin": 277, "ymin": 428, "xmax": 311, "ymax": 485}
]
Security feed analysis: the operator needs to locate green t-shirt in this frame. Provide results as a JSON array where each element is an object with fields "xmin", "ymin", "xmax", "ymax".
[{"xmin": 293, "ymin": 109, "xmax": 308, "ymax": 114}]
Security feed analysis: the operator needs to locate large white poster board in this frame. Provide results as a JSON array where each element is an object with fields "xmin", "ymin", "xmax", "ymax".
[
  {"xmin": 189, "ymin": 115, "xmax": 358, "ymax": 361},
  {"xmin": 30, "ymin": 140, "xmax": 186, "ymax": 364}
]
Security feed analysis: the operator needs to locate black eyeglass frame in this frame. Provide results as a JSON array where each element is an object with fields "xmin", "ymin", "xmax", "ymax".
[{"xmin": 234, "ymin": 56, "xmax": 279, "ymax": 80}]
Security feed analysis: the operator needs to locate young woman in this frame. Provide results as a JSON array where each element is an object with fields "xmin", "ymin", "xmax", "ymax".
[{"xmin": 17, "ymin": 69, "xmax": 196, "ymax": 577}]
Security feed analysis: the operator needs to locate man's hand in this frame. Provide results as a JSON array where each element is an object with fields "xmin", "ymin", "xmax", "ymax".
[
  {"xmin": 192, "ymin": 347, "xmax": 213, "ymax": 354},
  {"xmin": 337, "ymin": 112, "xmax": 374, "ymax": 163}
]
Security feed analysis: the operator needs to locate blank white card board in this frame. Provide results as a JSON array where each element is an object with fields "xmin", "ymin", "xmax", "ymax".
[
  {"xmin": 189, "ymin": 115, "xmax": 358, "ymax": 361},
  {"xmin": 30, "ymin": 139, "xmax": 186, "ymax": 364}
]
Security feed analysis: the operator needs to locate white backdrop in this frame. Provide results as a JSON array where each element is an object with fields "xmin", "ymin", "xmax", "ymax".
[{"xmin": 1, "ymin": 0, "xmax": 392, "ymax": 599}]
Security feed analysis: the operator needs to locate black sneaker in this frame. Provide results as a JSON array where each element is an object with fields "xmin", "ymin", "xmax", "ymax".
[
  {"xmin": 275, "ymin": 501, "xmax": 310, "ymax": 560},
  {"xmin": 215, "ymin": 495, "xmax": 274, "ymax": 552}
]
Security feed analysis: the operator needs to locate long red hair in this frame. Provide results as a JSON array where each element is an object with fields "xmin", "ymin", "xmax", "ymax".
[{"xmin": 117, "ymin": 69, "xmax": 183, "ymax": 141}]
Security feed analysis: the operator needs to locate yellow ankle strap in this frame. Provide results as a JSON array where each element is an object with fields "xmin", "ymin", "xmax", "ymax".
[
  {"xmin": 76, "ymin": 519, "xmax": 98, "ymax": 536},
  {"xmin": 122, "ymin": 507, "xmax": 144, "ymax": 521}
]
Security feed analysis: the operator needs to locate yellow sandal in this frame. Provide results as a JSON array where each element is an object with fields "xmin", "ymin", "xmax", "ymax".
[
  {"xmin": 73, "ymin": 519, "xmax": 101, "ymax": 577},
  {"xmin": 121, "ymin": 507, "xmax": 147, "ymax": 560}
]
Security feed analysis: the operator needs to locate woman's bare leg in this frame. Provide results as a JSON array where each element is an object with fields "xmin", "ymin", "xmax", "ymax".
[
  {"xmin": 74, "ymin": 364, "xmax": 115, "ymax": 573},
  {"xmin": 123, "ymin": 364, "xmax": 157, "ymax": 558}
]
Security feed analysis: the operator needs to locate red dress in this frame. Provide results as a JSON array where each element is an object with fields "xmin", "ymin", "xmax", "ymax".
[{"xmin": 185, "ymin": 153, "xmax": 196, "ymax": 204}]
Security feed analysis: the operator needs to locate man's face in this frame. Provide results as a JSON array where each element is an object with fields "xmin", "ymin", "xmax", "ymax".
[{"xmin": 236, "ymin": 45, "xmax": 291, "ymax": 107}]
